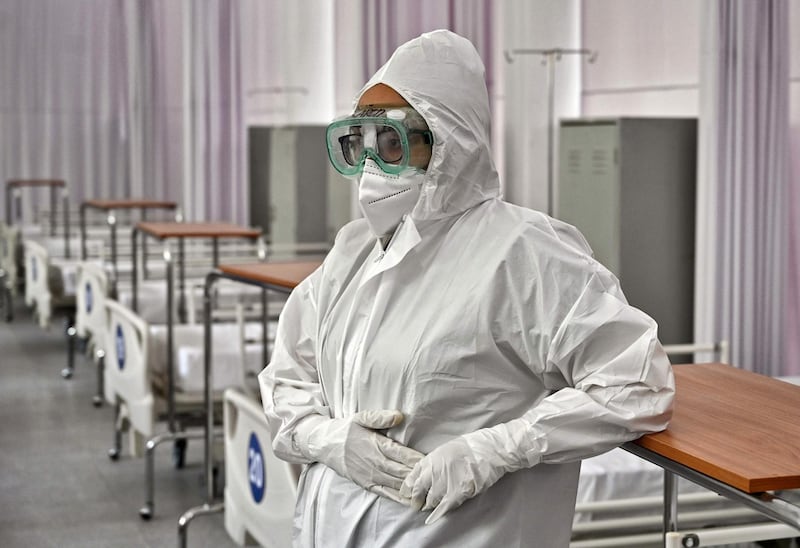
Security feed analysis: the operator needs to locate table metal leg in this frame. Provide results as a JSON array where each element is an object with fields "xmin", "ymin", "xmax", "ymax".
[
  {"xmin": 178, "ymin": 238, "xmax": 186, "ymax": 323},
  {"xmin": 62, "ymin": 189, "xmax": 70, "ymax": 258},
  {"xmin": 93, "ymin": 349, "xmax": 105, "ymax": 407},
  {"xmin": 108, "ymin": 401, "xmax": 122, "ymax": 460},
  {"xmin": 80, "ymin": 205, "xmax": 87, "ymax": 260},
  {"xmin": 204, "ymin": 272, "xmax": 219, "ymax": 504},
  {"xmin": 166, "ymin": 244, "xmax": 175, "ymax": 433},
  {"xmin": 5, "ymin": 187, "xmax": 11, "ymax": 224},
  {"xmin": 109, "ymin": 212, "xmax": 118, "ymax": 296},
  {"xmin": 131, "ymin": 229, "xmax": 139, "ymax": 312},
  {"xmin": 14, "ymin": 190, "xmax": 21, "ymax": 224},
  {"xmin": 261, "ymin": 287, "xmax": 268, "ymax": 370},
  {"xmin": 50, "ymin": 186, "xmax": 57, "ymax": 237},
  {"xmin": 664, "ymin": 469, "xmax": 678, "ymax": 539},
  {"xmin": 140, "ymin": 208, "xmax": 148, "ymax": 281}
]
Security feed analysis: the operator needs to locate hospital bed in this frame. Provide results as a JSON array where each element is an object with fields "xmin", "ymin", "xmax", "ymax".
[
  {"xmin": 102, "ymin": 222, "xmax": 287, "ymax": 521},
  {"xmin": 21, "ymin": 233, "xmax": 113, "ymax": 381},
  {"xmin": 73, "ymin": 261, "xmax": 175, "ymax": 401},
  {"xmin": 74, "ymin": 261, "xmax": 113, "ymax": 405},
  {"xmin": 64, "ymin": 201, "xmax": 205, "ymax": 383},
  {"xmin": 22, "ymin": 237, "xmax": 104, "ymax": 328},
  {"xmin": 5, "ymin": 181, "xmax": 130, "ymax": 334},
  {"xmin": 73, "ymin": 260, "xmax": 264, "ymax": 405},
  {"xmin": 0, "ymin": 221, "xmax": 20, "ymax": 320},
  {"xmin": 2, "ymin": 179, "xmax": 72, "ymax": 321},
  {"xmin": 67, "ymin": 237, "xmax": 272, "ymax": 386},
  {"xmin": 102, "ymin": 297, "xmax": 272, "ymax": 520}
]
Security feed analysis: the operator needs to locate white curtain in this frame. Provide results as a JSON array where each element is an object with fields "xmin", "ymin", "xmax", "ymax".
[
  {"xmin": 696, "ymin": 0, "xmax": 791, "ymax": 374},
  {"xmin": 333, "ymin": 0, "xmax": 494, "ymax": 115},
  {"xmin": 2, "ymin": 1, "xmax": 494, "ymax": 229},
  {"xmin": 181, "ymin": 0, "xmax": 246, "ymax": 223},
  {"xmin": 0, "ymin": 0, "xmax": 246, "ymax": 225},
  {"xmin": 0, "ymin": 0, "xmax": 130, "ymax": 221}
]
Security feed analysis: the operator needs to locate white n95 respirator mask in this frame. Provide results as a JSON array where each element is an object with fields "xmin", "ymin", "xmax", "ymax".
[{"xmin": 358, "ymin": 159, "xmax": 424, "ymax": 238}]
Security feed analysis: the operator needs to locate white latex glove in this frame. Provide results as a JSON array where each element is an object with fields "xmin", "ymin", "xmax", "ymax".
[
  {"xmin": 400, "ymin": 426, "xmax": 526, "ymax": 524},
  {"xmin": 295, "ymin": 409, "xmax": 424, "ymax": 505}
]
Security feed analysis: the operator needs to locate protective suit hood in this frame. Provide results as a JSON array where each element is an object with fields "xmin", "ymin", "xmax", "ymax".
[{"xmin": 355, "ymin": 29, "xmax": 501, "ymax": 222}]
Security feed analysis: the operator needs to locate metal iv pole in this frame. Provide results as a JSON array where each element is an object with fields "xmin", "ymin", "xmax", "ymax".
[{"xmin": 504, "ymin": 48, "xmax": 597, "ymax": 216}]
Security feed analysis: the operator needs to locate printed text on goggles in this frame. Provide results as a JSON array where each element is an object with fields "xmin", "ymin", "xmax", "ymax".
[{"xmin": 326, "ymin": 107, "xmax": 433, "ymax": 177}]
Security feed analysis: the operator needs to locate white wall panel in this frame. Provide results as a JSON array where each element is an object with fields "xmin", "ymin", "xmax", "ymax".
[
  {"xmin": 239, "ymin": 0, "xmax": 335, "ymax": 126},
  {"xmin": 498, "ymin": 0, "xmax": 581, "ymax": 212},
  {"xmin": 582, "ymin": 88, "xmax": 699, "ymax": 117},
  {"xmin": 581, "ymin": 0, "xmax": 700, "ymax": 118}
]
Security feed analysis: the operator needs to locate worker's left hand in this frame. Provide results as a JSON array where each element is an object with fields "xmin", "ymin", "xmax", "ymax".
[{"xmin": 399, "ymin": 433, "xmax": 508, "ymax": 525}]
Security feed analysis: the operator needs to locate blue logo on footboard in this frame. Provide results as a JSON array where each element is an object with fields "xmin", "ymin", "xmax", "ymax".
[
  {"xmin": 85, "ymin": 283, "xmax": 93, "ymax": 313},
  {"xmin": 248, "ymin": 432, "xmax": 265, "ymax": 503},
  {"xmin": 115, "ymin": 324, "xmax": 125, "ymax": 370}
]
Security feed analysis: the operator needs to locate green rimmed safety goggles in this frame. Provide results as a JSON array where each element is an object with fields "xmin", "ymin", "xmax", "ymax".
[{"xmin": 326, "ymin": 107, "xmax": 433, "ymax": 177}]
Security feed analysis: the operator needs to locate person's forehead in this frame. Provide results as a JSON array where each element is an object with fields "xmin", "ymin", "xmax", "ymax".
[{"xmin": 357, "ymin": 83, "xmax": 409, "ymax": 108}]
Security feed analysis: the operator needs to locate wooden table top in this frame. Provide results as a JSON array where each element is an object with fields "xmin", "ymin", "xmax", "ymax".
[
  {"xmin": 135, "ymin": 221, "xmax": 261, "ymax": 239},
  {"xmin": 7, "ymin": 179, "xmax": 65, "ymax": 188},
  {"xmin": 83, "ymin": 199, "xmax": 177, "ymax": 210},
  {"xmin": 218, "ymin": 261, "xmax": 321, "ymax": 290},
  {"xmin": 634, "ymin": 363, "xmax": 800, "ymax": 493}
]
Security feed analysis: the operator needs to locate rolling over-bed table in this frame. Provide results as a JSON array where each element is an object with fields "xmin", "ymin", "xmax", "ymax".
[
  {"xmin": 177, "ymin": 260, "xmax": 322, "ymax": 547},
  {"xmin": 129, "ymin": 221, "xmax": 264, "ymax": 521}
]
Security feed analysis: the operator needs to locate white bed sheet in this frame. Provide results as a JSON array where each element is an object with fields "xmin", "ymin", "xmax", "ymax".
[
  {"xmin": 116, "ymin": 279, "xmax": 284, "ymax": 325},
  {"xmin": 147, "ymin": 322, "xmax": 275, "ymax": 392},
  {"xmin": 575, "ymin": 447, "xmax": 730, "ymax": 527}
]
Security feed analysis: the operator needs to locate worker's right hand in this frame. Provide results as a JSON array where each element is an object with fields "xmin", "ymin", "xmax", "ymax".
[{"xmin": 295, "ymin": 409, "xmax": 424, "ymax": 505}]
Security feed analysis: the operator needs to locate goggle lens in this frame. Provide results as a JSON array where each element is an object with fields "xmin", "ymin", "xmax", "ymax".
[{"xmin": 338, "ymin": 126, "xmax": 404, "ymax": 167}]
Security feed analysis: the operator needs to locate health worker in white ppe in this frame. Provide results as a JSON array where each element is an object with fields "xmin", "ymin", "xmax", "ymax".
[{"xmin": 259, "ymin": 29, "xmax": 675, "ymax": 547}]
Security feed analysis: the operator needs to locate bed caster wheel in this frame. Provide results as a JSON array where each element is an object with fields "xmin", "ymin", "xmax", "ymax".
[
  {"xmin": 213, "ymin": 465, "xmax": 224, "ymax": 497},
  {"xmin": 173, "ymin": 438, "xmax": 187, "ymax": 469},
  {"xmin": 139, "ymin": 506, "xmax": 153, "ymax": 521},
  {"xmin": 61, "ymin": 368, "xmax": 73, "ymax": 379},
  {"xmin": 92, "ymin": 396, "xmax": 103, "ymax": 408},
  {"xmin": 108, "ymin": 448, "xmax": 120, "ymax": 461},
  {"xmin": 682, "ymin": 534, "xmax": 699, "ymax": 547}
]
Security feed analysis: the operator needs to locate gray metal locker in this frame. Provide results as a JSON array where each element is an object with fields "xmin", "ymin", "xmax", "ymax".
[
  {"xmin": 557, "ymin": 118, "xmax": 697, "ymax": 346},
  {"xmin": 248, "ymin": 126, "xmax": 351, "ymax": 249}
]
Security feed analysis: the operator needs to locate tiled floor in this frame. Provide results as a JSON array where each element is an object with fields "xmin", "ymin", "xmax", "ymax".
[
  {"xmin": 0, "ymin": 300, "xmax": 239, "ymax": 548},
  {"xmin": 4, "ymin": 298, "xmax": 792, "ymax": 548}
]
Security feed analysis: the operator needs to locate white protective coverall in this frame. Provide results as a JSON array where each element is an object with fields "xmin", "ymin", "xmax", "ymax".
[{"xmin": 259, "ymin": 29, "xmax": 675, "ymax": 547}]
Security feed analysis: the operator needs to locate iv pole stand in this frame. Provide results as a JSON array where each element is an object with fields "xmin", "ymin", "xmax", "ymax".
[{"xmin": 505, "ymin": 48, "xmax": 597, "ymax": 216}]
